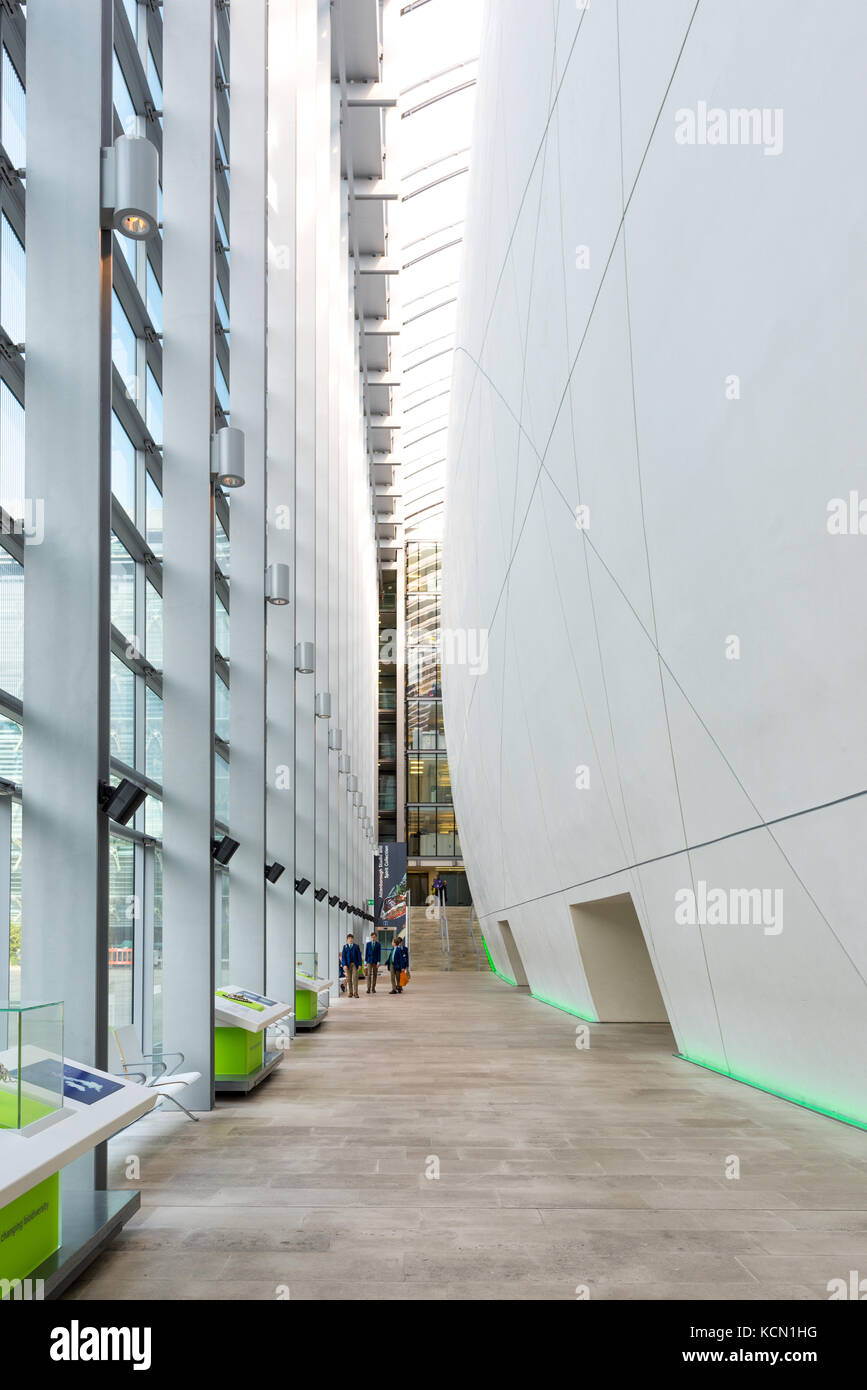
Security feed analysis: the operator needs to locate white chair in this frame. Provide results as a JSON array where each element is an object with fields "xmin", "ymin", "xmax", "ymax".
[{"xmin": 111, "ymin": 1026, "xmax": 201, "ymax": 1122}]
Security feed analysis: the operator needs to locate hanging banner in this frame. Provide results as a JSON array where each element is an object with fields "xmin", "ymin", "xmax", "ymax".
[{"xmin": 375, "ymin": 843, "xmax": 407, "ymax": 935}]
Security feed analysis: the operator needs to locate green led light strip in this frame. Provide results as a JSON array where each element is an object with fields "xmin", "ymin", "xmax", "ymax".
[
  {"xmin": 530, "ymin": 991, "xmax": 597, "ymax": 1024},
  {"xmin": 677, "ymin": 1054, "xmax": 867, "ymax": 1133},
  {"xmin": 479, "ymin": 934, "xmax": 517, "ymax": 986}
]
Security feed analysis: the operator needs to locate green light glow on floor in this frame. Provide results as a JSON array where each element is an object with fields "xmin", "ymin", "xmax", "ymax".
[
  {"xmin": 479, "ymin": 935, "xmax": 517, "ymax": 986},
  {"xmin": 530, "ymin": 991, "xmax": 597, "ymax": 1024},
  {"xmin": 677, "ymin": 1054, "xmax": 867, "ymax": 1132}
]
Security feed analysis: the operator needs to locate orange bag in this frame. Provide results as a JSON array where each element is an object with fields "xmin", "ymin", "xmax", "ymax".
[{"xmin": 399, "ymin": 970, "xmax": 409, "ymax": 988}]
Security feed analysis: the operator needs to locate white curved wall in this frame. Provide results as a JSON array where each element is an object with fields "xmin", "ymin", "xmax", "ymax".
[{"xmin": 444, "ymin": 0, "xmax": 867, "ymax": 1121}]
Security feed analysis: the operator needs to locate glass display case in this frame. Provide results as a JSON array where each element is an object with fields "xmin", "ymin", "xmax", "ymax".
[
  {"xmin": 295, "ymin": 951, "xmax": 318, "ymax": 981},
  {"xmin": 0, "ymin": 1000, "xmax": 65, "ymax": 1132}
]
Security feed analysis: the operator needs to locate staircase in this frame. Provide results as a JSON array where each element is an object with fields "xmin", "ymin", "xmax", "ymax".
[{"xmin": 408, "ymin": 906, "xmax": 483, "ymax": 971}]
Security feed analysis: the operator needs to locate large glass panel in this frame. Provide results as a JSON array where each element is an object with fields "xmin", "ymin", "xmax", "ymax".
[
  {"xmin": 112, "ymin": 290, "xmax": 138, "ymax": 405},
  {"xmin": 146, "ymin": 473, "xmax": 163, "ymax": 557},
  {"xmin": 0, "ymin": 380, "xmax": 25, "ymax": 521},
  {"xmin": 1, "ymin": 47, "xmax": 25, "ymax": 171},
  {"xmin": 408, "ymin": 753, "xmax": 437, "ymax": 804},
  {"xmin": 215, "ymin": 519, "xmax": 230, "ymax": 575},
  {"xmin": 110, "ymin": 535, "xmax": 136, "ymax": 641},
  {"xmin": 111, "ymin": 412, "xmax": 136, "ymax": 521},
  {"xmin": 218, "ymin": 872, "xmax": 230, "ymax": 988},
  {"xmin": 146, "ymin": 259, "xmax": 163, "ymax": 334},
  {"xmin": 0, "ymin": 715, "xmax": 22, "ymax": 782},
  {"xmin": 215, "ymin": 674, "xmax": 230, "ymax": 742},
  {"xmin": 121, "ymin": 0, "xmax": 138, "ymax": 38},
  {"xmin": 145, "ymin": 687, "xmax": 162, "ymax": 783},
  {"xmin": 112, "ymin": 50, "xmax": 137, "ymax": 135},
  {"xmin": 110, "ymin": 655, "xmax": 135, "ymax": 764},
  {"xmin": 146, "ymin": 44, "xmax": 163, "ymax": 110},
  {"xmin": 406, "ymin": 646, "xmax": 440, "ymax": 699},
  {"xmin": 146, "ymin": 366, "xmax": 163, "ymax": 446},
  {"xmin": 146, "ymin": 582, "xmax": 162, "ymax": 667},
  {"xmin": 215, "ymin": 596, "xmax": 230, "ymax": 657},
  {"xmin": 1, "ymin": 215, "xmax": 25, "ymax": 344},
  {"xmin": 108, "ymin": 837, "xmax": 135, "ymax": 1028},
  {"xmin": 215, "ymin": 752, "xmax": 229, "ymax": 825},
  {"xmin": 437, "ymin": 809, "xmax": 456, "ymax": 857},
  {"xmin": 215, "ymin": 279, "xmax": 229, "ymax": 336},
  {"xmin": 215, "ymin": 356, "xmax": 230, "ymax": 415},
  {"xmin": 0, "ymin": 551, "xmax": 23, "ymax": 699},
  {"xmin": 408, "ymin": 808, "xmax": 436, "ymax": 856}
]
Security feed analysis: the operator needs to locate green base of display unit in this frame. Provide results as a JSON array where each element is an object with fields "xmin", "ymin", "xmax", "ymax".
[
  {"xmin": 0, "ymin": 1171, "xmax": 61, "ymax": 1292},
  {"xmin": 215, "ymin": 1026, "xmax": 264, "ymax": 1077},
  {"xmin": 295, "ymin": 987, "xmax": 319, "ymax": 1022}
]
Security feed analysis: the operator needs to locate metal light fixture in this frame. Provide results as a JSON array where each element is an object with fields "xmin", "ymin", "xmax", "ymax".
[
  {"xmin": 98, "ymin": 778, "xmax": 147, "ymax": 826},
  {"xmin": 295, "ymin": 642, "xmax": 315, "ymax": 675},
  {"xmin": 212, "ymin": 835, "xmax": 240, "ymax": 865},
  {"xmin": 338, "ymin": 900, "xmax": 348, "ymax": 912},
  {"xmin": 315, "ymin": 692, "xmax": 332, "ymax": 720},
  {"xmin": 328, "ymin": 895, "xmax": 339, "ymax": 908},
  {"xmin": 347, "ymin": 775, "xmax": 358, "ymax": 793},
  {"xmin": 211, "ymin": 426, "xmax": 245, "ymax": 489},
  {"xmin": 101, "ymin": 134, "xmax": 159, "ymax": 240},
  {"xmin": 353, "ymin": 792, "xmax": 362, "ymax": 808},
  {"xmin": 265, "ymin": 562, "xmax": 290, "ymax": 607},
  {"xmin": 329, "ymin": 727, "xmax": 343, "ymax": 751},
  {"xmin": 295, "ymin": 877, "xmax": 311, "ymax": 895},
  {"xmin": 265, "ymin": 862, "xmax": 286, "ymax": 883},
  {"xmin": 314, "ymin": 888, "xmax": 328, "ymax": 902},
  {"xmin": 338, "ymin": 753, "xmax": 351, "ymax": 775}
]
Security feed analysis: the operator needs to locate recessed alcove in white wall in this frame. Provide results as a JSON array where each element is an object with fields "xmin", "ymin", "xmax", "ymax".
[
  {"xmin": 569, "ymin": 893, "xmax": 669, "ymax": 1024},
  {"xmin": 498, "ymin": 920, "xmax": 528, "ymax": 988}
]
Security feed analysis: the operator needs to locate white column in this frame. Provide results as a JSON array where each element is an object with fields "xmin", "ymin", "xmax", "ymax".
[
  {"xmin": 294, "ymin": 0, "xmax": 317, "ymax": 964},
  {"xmin": 313, "ymin": 0, "xmax": 332, "ymax": 968},
  {"xmin": 228, "ymin": 0, "xmax": 268, "ymax": 989},
  {"xmin": 266, "ymin": 0, "xmax": 298, "ymax": 1004},
  {"xmin": 23, "ymin": 1, "xmax": 110, "ymax": 1139},
  {"xmin": 161, "ymin": 0, "xmax": 216, "ymax": 1111}
]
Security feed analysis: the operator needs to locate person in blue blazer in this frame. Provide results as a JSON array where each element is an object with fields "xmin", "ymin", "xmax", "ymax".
[
  {"xmin": 390, "ymin": 935, "xmax": 409, "ymax": 994},
  {"xmin": 341, "ymin": 934, "xmax": 362, "ymax": 998},
  {"xmin": 364, "ymin": 931, "xmax": 382, "ymax": 994}
]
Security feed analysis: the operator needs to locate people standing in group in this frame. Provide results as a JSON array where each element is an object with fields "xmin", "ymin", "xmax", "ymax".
[
  {"xmin": 390, "ymin": 933, "xmax": 409, "ymax": 994},
  {"xmin": 341, "ymin": 933, "xmax": 362, "ymax": 998},
  {"xmin": 365, "ymin": 930, "xmax": 381, "ymax": 994}
]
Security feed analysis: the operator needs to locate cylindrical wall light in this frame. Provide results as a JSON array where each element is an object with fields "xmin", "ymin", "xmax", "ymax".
[
  {"xmin": 295, "ymin": 642, "xmax": 315, "ymax": 674},
  {"xmin": 265, "ymin": 562, "xmax": 290, "ymax": 606},
  {"xmin": 328, "ymin": 728, "xmax": 343, "ymax": 751},
  {"xmin": 347, "ymin": 775, "xmax": 358, "ymax": 793},
  {"xmin": 338, "ymin": 754, "xmax": 351, "ymax": 775},
  {"xmin": 359, "ymin": 807, "xmax": 367, "ymax": 820},
  {"xmin": 211, "ymin": 426, "xmax": 246, "ymax": 488},
  {"xmin": 353, "ymin": 792, "xmax": 362, "ymax": 808},
  {"xmin": 315, "ymin": 692, "xmax": 332, "ymax": 720},
  {"xmin": 102, "ymin": 134, "xmax": 159, "ymax": 240}
]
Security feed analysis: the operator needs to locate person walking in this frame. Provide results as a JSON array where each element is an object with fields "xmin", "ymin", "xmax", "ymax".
[
  {"xmin": 341, "ymin": 933, "xmax": 362, "ymax": 999},
  {"xmin": 365, "ymin": 930, "xmax": 381, "ymax": 994},
  {"xmin": 391, "ymin": 933, "xmax": 409, "ymax": 994}
]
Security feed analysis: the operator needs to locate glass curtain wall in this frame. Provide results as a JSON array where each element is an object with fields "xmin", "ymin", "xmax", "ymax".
[{"xmin": 405, "ymin": 540, "xmax": 460, "ymax": 859}]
